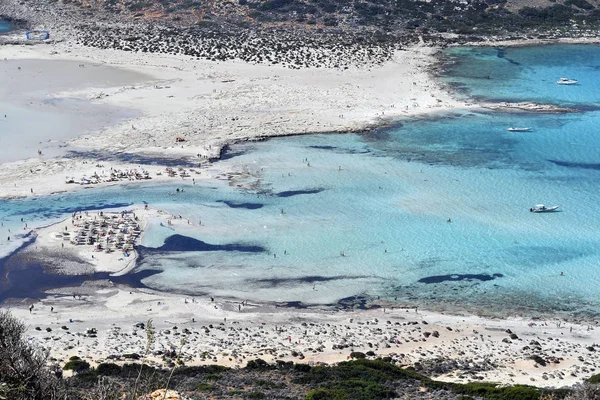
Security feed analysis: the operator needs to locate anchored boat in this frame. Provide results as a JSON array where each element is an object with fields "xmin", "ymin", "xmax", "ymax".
[
  {"xmin": 530, "ymin": 204, "xmax": 559, "ymax": 213},
  {"xmin": 556, "ymin": 78, "xmax": 578, "ymax": 85}
]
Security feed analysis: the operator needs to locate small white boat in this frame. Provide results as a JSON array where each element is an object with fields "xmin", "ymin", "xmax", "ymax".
[
  {"xmin": 507, "ymin": 127, "xmax": 532, "ymax": 132},
  {"xmin": 530, "ymin": 204, "xmax": 559, "ymax": 213},
  {"xmin": 556, "ymin": 78, "xmax": 578, "ymax": 85}
]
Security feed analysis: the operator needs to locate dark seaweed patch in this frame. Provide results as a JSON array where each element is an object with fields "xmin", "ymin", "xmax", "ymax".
[
  {"xmin": 139, "ymin": 234, "xmax": 266, "ymax": 253},
  {"xmin": 216, "ymin": 200, "xmax": 263, "ymax": 209},
  {"xmin": 254, "ymin": 274, "xmax": 370, "ymax": 287},
  {"xmin": 548, "ymin": 159, "xmax": 600, "ymax": 170},
  {"xmin": 6, "ymin": 202, "xmax": 132, "ymax": 220},
  {"xmin": 0, "ymin": 239, "xmax": 160, "ymax": 302},
  {"xmin": 418, "ymin": 273, "xmax": 503, "ymax": 284},
  {"xmin": 276, "ymin": 188, "xmax": 324, "ymax": 197}
]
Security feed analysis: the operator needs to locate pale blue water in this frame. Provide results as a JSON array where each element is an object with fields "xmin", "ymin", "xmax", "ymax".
[
  {"xmin": 2, "ymin": 45, "xmax": 600, "ymax": 318},
  {"xmin": 0, "ymin": 21, "xmax": 11, "ymax": 33},
  {"xmin": 443, "ymin": 45, "xmax": 600, "ymax": 107}
]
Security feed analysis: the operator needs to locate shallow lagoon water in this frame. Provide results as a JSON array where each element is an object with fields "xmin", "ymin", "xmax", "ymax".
[
  {"xmin": 2, "ymin": 45, "xmax": 600, "ymax": 317},
  {"xmin": 0, "ymin": 20, "xmax": 11, "ymax": 33}
]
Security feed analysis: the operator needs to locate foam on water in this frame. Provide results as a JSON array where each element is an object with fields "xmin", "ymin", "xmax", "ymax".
[{"xmin": 2, "ymin": 45, "xmax": 600, "ymax": 317}]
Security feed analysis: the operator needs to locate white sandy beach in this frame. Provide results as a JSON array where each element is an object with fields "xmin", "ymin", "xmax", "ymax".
[
  {"xmin": 0, "ymin": 41, "xmax": 464, "ymax": 199},
  {"xmin": 8, "ymin": 284, "xmax": 599, "ymax": 388},
  {"xmin": 1, "ymin": 37, "xmax": 599, "ymax": 390}
]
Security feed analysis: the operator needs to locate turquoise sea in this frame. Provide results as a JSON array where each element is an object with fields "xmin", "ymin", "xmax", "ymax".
[
  {"xmin": 0, "ymin": 20, "xmax": 11, "ymax": 33},
  {"xmin": 1, "ymin": 44, "xmax": 600, "ymax": 318}
]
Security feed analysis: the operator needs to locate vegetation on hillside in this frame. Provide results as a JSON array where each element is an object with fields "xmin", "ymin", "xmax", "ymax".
[{"xmin": 50, "ymin": 0, "xmax": 600, "ymax": 38}]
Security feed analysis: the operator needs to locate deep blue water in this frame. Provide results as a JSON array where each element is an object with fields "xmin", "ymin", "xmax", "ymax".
[
  {"xmin": 443, "ymin": 44, "xmax": 600, "ymax": 107},
  {"xmin": 2, "ymin": 44, "xmax": 600, "ymax": 318}
]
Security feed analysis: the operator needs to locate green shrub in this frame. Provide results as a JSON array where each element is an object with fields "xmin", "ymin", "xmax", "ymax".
[
  {"xmin": 0, "ymin": 311, "xmax": 67, "ymax": 398},
  {"xmin": 587, "ymin": 373, "xmax": 600, "ymax": 384},
  {"xmin": 96, "ymin": 363, "xmax": 122, "ymax": 376},
  {"xmin": 205, "ymin": 373, "xmax": 222, "ymax": 381},
  {"xmin": 72, "ymin": 370, "xmax": 98, "ymax": 386},
  {"xmin": 197, "ymin": 382, "xmax": 216, "ymax": 391},
  {"xmin": 294, "ymin": 363, "xmax": 311, "ymax": 372},
  {"xmin": 246, "ymin": 358, "xmax": 271, "ymax": 370},
  {"xmin": 306, "ymin": 379, "xmax": 395, "ymax": 400},
  {"xmin": 254, "ymin": 379, "xmax": 277, "ymax": 388},
  {"xmin": 350, "ymin": 352, "xmax": 366, "ymax": 359},
  {"xmin": 63, "ymin": 360, "xmax": 91, "ymax": 373},
  {"xmin": 173, "ymin": 365, "xmax": 229, "ymax": 376},
  {"xmin": 428, "ymin": 381, "xmax": 559, "ymax": 400},
  {"xmin": 247, "ymin": 392, "xmax": 266, "ymax": 399},
  {"xmin": 564, "ymin": 0, "xmax": 594, "ymax": 10},
  {"xmin": 306, "ymin": 389, "xmax": 346, "ymax": 400}
]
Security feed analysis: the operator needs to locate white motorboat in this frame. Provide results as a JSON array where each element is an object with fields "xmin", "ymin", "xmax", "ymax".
[
  {"xmin": 530, "ymin": 204, "xmax": 559, "ymax": 213},
  {"xmin": 507, "ymin": 127, "xmax": 532, "ymax": 132},
  {"xmin": 556, "ymin": 78, "xmax": 578, "ymax": 85}
]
